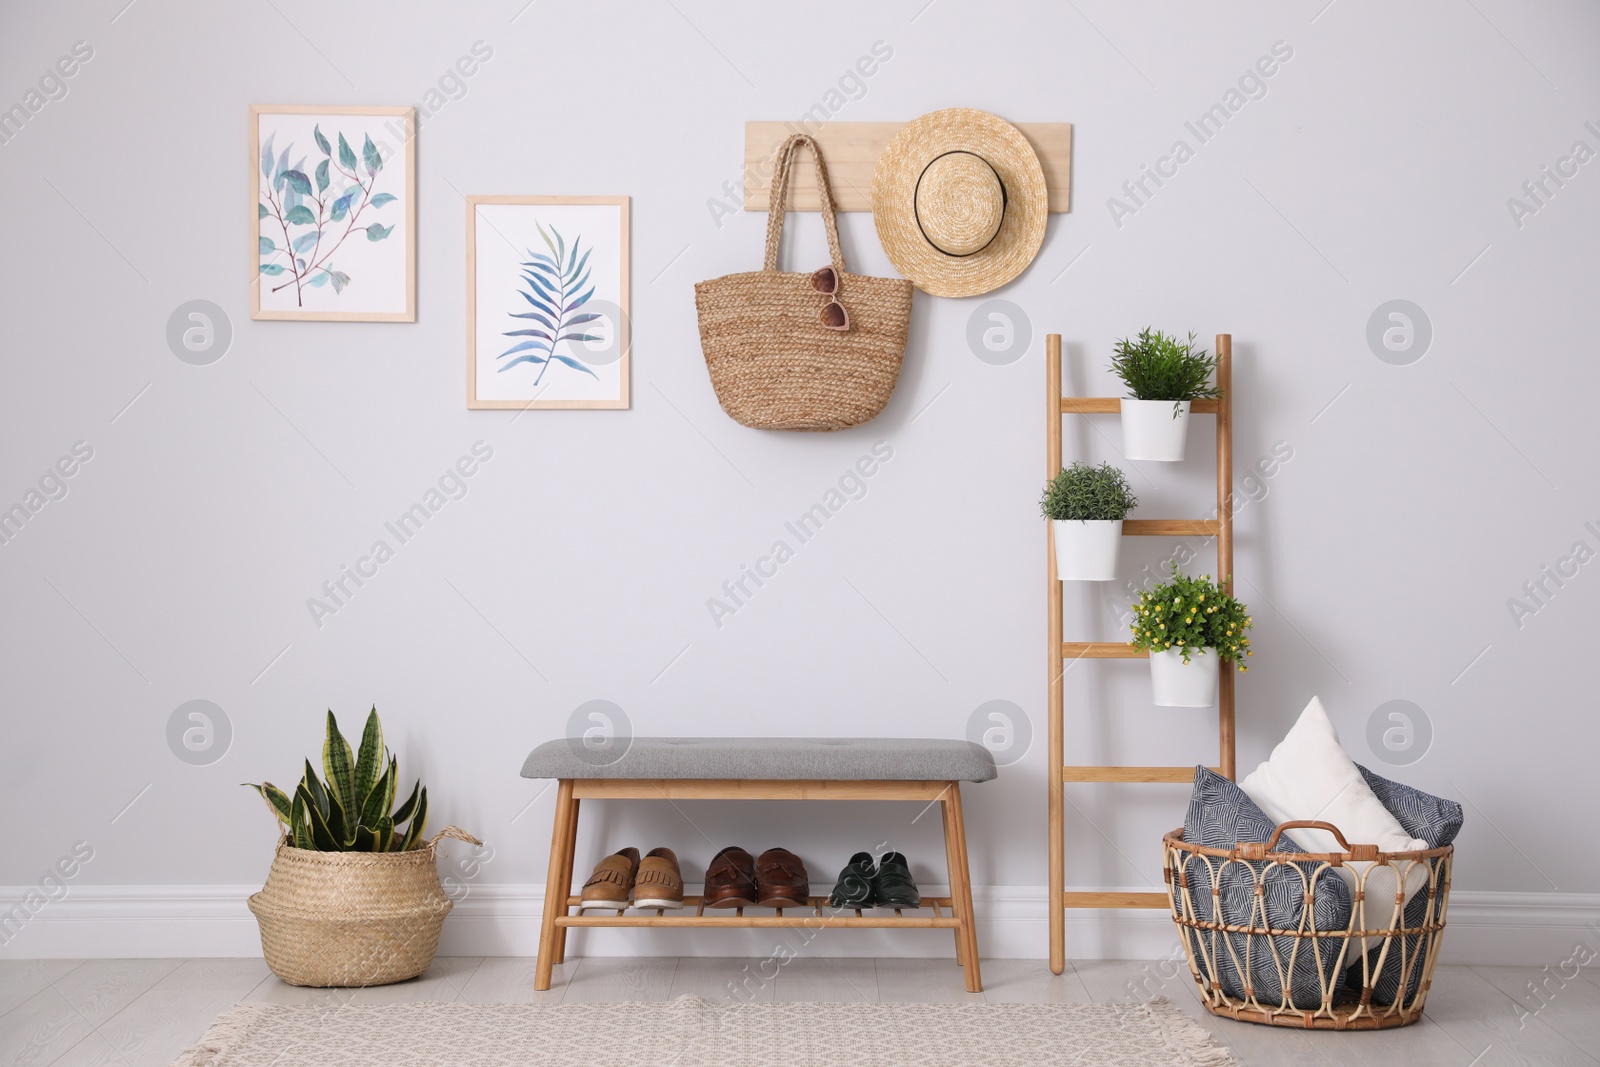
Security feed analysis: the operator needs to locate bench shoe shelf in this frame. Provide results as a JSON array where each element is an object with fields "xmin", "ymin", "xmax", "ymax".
[
  {"xmin": 560, "ymin": 894, "xmax": 963, "ymax": 928},
  {"xmin": 519, "ymin": 741, "xmax": 996, "ymax": 993}
]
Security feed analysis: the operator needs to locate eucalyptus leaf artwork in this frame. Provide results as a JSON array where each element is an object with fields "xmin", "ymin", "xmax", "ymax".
[
  {"xmin": 498, "ymin": 224, "xmax": 604, "ymax": 386},
  {"xmin": 250, "ymin": 106, "xmax": 415, "ymax": 322},
  {"xmin": 258, "ymin": 124, "xmax": 392, "ymax": 306}
]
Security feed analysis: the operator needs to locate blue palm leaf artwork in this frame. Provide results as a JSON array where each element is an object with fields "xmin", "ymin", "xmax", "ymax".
[{"xmin": 499, "ymin": 223, "xmax": 604, "ymax": 385}]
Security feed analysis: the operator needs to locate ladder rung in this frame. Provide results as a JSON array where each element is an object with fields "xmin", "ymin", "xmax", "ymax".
[
  {"xmin": 1121, "ymin": 519, "xmax": 1219, "ymax": 537},
  {"xmin": 1059, "ymin": 398, "xmax": 1221, "ymax": 415},
  {"xmin": 1063, "ymin": 766, "xmax": 1212, "ymax": 784},
  {"xmin": 1062, "ymin": 642, "xmax": 1147, "ymax": 659},
  {"xmin": 1063, "ymin": 891, "xmax": 1169, "ymax": 910}
]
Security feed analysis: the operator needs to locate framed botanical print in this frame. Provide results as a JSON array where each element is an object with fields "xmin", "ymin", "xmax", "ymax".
[
  {"xmin": 466, "ymin": 195, "xmax": 630, "ymax": 410},
  {"xmin": 250, "ymin": 104, "xmax": 416, "ymax": 321}
]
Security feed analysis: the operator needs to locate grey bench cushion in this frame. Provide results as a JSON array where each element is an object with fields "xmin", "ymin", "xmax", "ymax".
[{"xmin": 520, "ymin": 737, "xmax": 997, "ymax": 783}]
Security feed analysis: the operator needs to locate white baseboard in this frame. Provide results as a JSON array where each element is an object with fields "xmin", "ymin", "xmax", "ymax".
[{"xmin": 3, "ymin": 884, "xmax": 1596, "ymax": 966}]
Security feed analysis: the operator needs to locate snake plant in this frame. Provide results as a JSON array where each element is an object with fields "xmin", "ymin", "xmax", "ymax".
[{"xmin": 244, "ymin": 708, "xmax": 428, "ymax": 852}]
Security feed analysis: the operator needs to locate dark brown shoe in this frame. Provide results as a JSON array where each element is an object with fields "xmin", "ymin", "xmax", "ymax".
[
  {"xmin": 756, "ymin": 848, "xmax": 809, "ymax": 908},
  {"xmin": 702, "ymin": 846, "xmax": 757, "ymax": 908}
]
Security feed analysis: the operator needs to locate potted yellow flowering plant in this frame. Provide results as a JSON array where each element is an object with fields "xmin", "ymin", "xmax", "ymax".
[{"xmin": 1128, "ymin": 563, "xmax": 1252, "ymax": 706}]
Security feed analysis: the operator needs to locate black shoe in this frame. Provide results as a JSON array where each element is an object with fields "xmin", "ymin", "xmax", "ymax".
[
  {"xmin": 828, "ymin": 851, "xmax": 876, "ymax": 907},
  {"xmin": 872, "ymin": 851, "xmax": 920, "ymax": 908}
]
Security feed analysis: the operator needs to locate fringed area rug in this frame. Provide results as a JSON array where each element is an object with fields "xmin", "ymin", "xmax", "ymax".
[{"xmin": 173, "ymin": 995, "xmax": 1235, "ymax": 1066}]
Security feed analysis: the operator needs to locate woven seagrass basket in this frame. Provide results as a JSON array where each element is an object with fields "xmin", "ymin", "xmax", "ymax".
[
  {"xmin": 1164, "ymin": 820, "xmax": 1453, "ymax": 1030},
  {"xmin": 248, "ymin": 827, "xmax": 478, "ymax": 987},
  {"xmin": 695, "ymin": 133, "xmax": 912, "ymax": 431}
]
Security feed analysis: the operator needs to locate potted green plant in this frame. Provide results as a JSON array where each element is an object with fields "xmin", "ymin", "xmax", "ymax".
[
  {"xmin": 1129, "ymin": 564, "xmax": 1252, "ymax": 706},
  {"xmin": 1109, "ymin": 328, "xmax": 1221, "ymax": 461},
  {"xmin": 1040, "ymin": 462, "xmax": 1139, "ymax": 581},
  {"xmin": 243, "ymin": 708, "xmax": 479, "ymax": 987}
]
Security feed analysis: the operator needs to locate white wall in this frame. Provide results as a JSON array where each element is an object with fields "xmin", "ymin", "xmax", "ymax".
[{"xmin": 2, "ymin": 0, "xmax": 1598, "ymax": 963}]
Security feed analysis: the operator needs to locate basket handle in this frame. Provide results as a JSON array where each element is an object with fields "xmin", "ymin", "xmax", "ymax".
[
  {"xmin": 427, "ymin": 826, "xmax": 482, "ymax": 849},
  {"xmin": 1239, "ymin": 820, "xmax": 1379, "ymax": 862},
  {"xmin": 762, "ymin": 134, "xmax": 845, "ymax": 275}
]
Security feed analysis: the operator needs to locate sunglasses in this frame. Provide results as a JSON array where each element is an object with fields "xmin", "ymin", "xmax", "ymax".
[{"xmin": 811, "ymin": 266, "xmax": 849, "ymax": 331}]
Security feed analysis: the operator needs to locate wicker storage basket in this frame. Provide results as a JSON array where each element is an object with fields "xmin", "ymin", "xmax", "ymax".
[
  {"xmin": 248, "ymin": 827, "xmax": 479, "ymax": 987},
  {"xmin": 695, "ymin": 133, "xmax": 913, "ymax": 431},
  {"xmin": 1164, "ymin": 820, "xmax": 1453, "ymax": 1030}
]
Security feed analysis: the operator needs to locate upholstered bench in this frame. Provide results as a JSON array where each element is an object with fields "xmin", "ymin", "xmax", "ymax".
[{"xmin": 520, "ymin": 737, "xmax": 998, "ymax": 991}]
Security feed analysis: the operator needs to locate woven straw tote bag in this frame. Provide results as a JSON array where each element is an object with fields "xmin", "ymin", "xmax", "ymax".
[
  {"xmin": 695, "ymin": 134, "xmax": 913, "ymax": 431},
  {"xmin": 248, "ymin": 827, "xmax": 479, "ymax": 987}
]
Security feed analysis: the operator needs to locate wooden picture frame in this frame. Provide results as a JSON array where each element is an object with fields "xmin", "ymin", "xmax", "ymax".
[
  {"xmin": 250, "ymin": 104, "xmax": 416, "ymax": 322},
  {"xmin": 466, "ymin": 195, "xmax": 631, "ymax": 410}
]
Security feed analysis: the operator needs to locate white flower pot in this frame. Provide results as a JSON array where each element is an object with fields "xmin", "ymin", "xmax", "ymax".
[
  {"xmin": 1149, "ymin": 647, "xmax": 1218, "ymax": 707},
  {"xmin": 1120, "ymin": 399, "xmax": 1192, "ymax": 461},
  {"xmin": 1052, "ymin": 519, "xmax": 1123, "ymax": 581}
]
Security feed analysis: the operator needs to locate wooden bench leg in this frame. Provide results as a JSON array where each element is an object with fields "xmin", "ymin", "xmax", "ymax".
[
  {"xmin": 941, "ymin": 782, "xmax": 982, "ymax": 992},
  {"xmin": 552, "ymin": 793, "xmax": 581, "ymax": 964},
  {"xmin": 535, "ymin": 779, "xmax": 577, "ymax": 991},
  {"xmin": 940, "ymin": 788, "xmax": 966, "ymax": 968}
]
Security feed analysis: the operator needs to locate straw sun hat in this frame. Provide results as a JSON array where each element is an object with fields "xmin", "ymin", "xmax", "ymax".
[{"xmin": 872, "ymin": 108, "xmax": 1048, "ymax": 298}]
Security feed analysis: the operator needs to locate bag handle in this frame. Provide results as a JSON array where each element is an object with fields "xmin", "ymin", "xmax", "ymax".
[{"xmin": 762, "ymin": 134, "xmax": 845, "ymax": 275}]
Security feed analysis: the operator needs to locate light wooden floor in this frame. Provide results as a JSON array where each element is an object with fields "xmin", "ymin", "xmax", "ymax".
[{"xmin": 2, "ymin": 957, "xmax": 1594, "ymax": 1066}]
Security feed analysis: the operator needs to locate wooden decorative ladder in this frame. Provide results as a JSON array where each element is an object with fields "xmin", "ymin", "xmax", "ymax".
[{"xmin": 1045, "ymin": 332, "xmax": 1237, "ymax": 975}]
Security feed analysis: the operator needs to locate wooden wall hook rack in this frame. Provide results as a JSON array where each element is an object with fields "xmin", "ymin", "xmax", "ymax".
[{"xmin": 742, "ymin": 121, "xmax": 1072, "ymax": 213}]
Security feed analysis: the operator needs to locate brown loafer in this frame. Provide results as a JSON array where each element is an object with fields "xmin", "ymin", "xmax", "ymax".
[
  {"xmin": 702, "ymin": 846, "xmax": 758, "ymax": 908},
  {"xmin": 756, "ymin": 847, "xmax": 809, "ymax": 908},
  {"xmin": 579, "ymin": 847, "xmax": 639, "ymax": 910},
  {"xmin": 633, "ymin": 847, "xmax": 685, "ymax": 909}
]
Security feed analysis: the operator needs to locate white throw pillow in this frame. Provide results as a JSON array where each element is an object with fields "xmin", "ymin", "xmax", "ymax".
[{"xmin": 1239, "ymin": 696, "xmax": 1430, "ymax": 918}]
